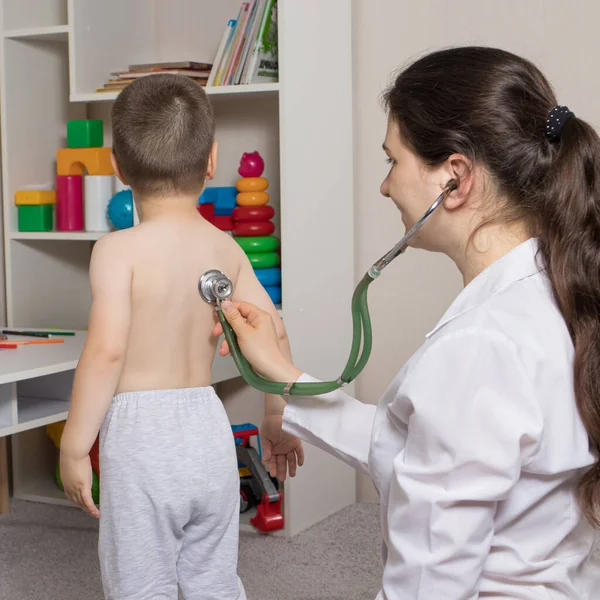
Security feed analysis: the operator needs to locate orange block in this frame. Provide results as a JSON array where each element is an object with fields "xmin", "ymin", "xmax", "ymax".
[
  {"xmin": 57, "ymin": 147, "xmax": 114, "ymax": 176},
  {"xmin": 236, "ymin": 177, "xmax": 268, "ymax": 193},
  {"xmin": 236, "ymin": 191, "xmax": 269, "ymax": 206}
]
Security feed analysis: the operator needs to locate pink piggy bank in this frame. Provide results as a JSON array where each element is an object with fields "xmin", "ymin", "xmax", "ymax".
[{"xmin": 238, "ymin": 151, "xmax": 265, "ymax": 178}]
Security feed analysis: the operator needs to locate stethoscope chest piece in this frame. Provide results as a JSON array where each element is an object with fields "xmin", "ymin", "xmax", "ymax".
[{"xmin": 198, "ymin": 269, "xmax": 233, "ymax": 305}]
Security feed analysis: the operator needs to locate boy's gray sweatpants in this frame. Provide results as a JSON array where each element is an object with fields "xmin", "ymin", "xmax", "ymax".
[{"xmin": 99, "ymin": 387, "xmax": 246, "ymax": 600}]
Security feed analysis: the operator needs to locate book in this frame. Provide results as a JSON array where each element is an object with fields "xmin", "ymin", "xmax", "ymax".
[
  {"xmin": 239, "ymin": 0, "xmax": 266, "ymax": 84},
  {"xmin": 112, "ymin": 69, "xmax": 210, "ymax": 80},
  {"xmin": 128, "ymin": 61, "xmax": 212, "ymax": 71},
  {"xmin": 245, "ymin": 0, "xmax": 278, "ymax": 84},
  {"xmin": 215, "ymin": 5, "xmax": 244, "ymax": 86},
  {"xmin": 222, "ymin": 2, "xmax": 251, "ymax": 86},
  {"xmin": 207, "ymin": 19, "xmax": 236, "ymax": 87},
  {"xmin": 233, "ymin": 0, "xmax": 261, "ymax": 85}
]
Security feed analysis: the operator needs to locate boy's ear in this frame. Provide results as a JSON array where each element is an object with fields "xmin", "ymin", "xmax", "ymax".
[
  {"xmin": 110, "ymin": 151, "xmax": 128, "ymax": 184},
  {"xmin": 206, "ymin": 142, "xmax": 218, "ymax": 181}
]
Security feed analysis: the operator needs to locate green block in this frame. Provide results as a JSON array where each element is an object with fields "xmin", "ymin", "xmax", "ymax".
[
  {"xmin": 67, "ymin": 119, "xmax": 104, "ymax": 148},
  {"xmin": 18, "ymin": 204, "xmax": 53, "ymax": 231}
]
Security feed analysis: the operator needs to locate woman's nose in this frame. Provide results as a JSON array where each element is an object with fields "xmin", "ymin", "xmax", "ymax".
[{"xmin": 380, "ymin": 176, "xmax": 390, "ymax": 198}]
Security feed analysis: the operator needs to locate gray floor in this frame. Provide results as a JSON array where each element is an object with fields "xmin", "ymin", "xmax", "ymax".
[{"xmin": 0, "ymin": 500, "xmax": 383, "ymax": 600}]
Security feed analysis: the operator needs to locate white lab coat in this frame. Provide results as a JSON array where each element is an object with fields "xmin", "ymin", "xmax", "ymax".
[{"xmin": 283, "ymin": 238, "xmax": 599, "ymax": 599}]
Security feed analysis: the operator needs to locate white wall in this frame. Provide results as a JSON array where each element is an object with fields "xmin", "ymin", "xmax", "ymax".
[{"xmin": 352, "ymin": 0, "xmax": 600, "ymax": 502}]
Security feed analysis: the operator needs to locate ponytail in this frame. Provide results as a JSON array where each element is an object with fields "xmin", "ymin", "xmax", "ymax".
[{"xmin": 537, "ymin": 116, "xmax": 600, "ymax": 526}]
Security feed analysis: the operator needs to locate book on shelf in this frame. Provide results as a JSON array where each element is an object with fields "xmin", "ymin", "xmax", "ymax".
[
  {"xmin": 128, "ymin": 61, "xmax": 212, "ymax": 71},
  {"xmin": 207, "ymin": 0, "xmax": 278, "ymax": 87},
  {"xmin": 96, "ymin": 62, "xmax": 212, "ymax": 93}
]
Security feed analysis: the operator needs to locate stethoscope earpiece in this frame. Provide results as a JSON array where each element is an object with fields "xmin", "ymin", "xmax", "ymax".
[{"xmin": 445, "ymin": 179, "xmax": 459, "ymax": 193}]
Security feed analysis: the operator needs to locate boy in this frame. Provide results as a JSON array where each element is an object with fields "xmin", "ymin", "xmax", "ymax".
[{"xmin": 59, "ymin": 74, "xmax": 303, "ymax": 600}]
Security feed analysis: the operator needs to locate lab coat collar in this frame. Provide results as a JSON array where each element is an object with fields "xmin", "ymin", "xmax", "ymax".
[{"xmin": 426, "ymin": 237, "xmax": 543, "ymax": 338}]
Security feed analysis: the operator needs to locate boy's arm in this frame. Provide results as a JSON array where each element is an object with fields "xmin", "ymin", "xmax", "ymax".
[
  {"xmin": 60, "ymin": 235, "xmax": 132, "ymax": 514},
  {"xmin": 231, "ymin": 250, "xmax": 304, "ymax": 480},
  {"xmin": 231, "ymin": 250, "xmax": 291, "ymax": 388}
]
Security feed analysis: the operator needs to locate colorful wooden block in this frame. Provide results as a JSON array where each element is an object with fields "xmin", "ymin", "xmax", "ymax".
[
  {"xmin": 214, "ymin": 187, "xmax": 238, "ymax": 216},
  {"xmin": 84, "ymin": 175, "xmax": 113, "ymax": 232},
  {"xmin": 57, "ymin": 147, "xmax": 114, "ymax": 176},
  {"xmin": 15, "ymin": 190, "xmax": 56, "ymax": 206},
  {"xmin": 197, "ymin": 203, "xmax": 215, "ymax": 224},
  {"xmin": 199, "ymin": 189, "xmax": 213, "ymax": 205},
  {"xmin": 18, "ymin": 204, "xmax": 53, "ymax": 232},
  {"xmin": 56, "ymin": 176, "xmax": 83, "ymax": 231},
  {"xmin": 67, "ymin": 120, "xmax": 104, "ymax": 148},
  {"xmin": 215, "ymin": 215, "xmax": 234, "ymax": 231}
]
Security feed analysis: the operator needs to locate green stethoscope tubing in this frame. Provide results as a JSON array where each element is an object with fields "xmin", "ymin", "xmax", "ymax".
[
  {"xmin": 217, "ymin": 271, "xmax": 374, "ymax": 395},
  {"xmin": 215, "ymin": 181, "xmax": 458, "ymax": 397}
]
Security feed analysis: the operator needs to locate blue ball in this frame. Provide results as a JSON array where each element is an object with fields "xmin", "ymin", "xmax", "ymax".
[{"xmin": 107, "ymin": 190, "xmax": 134, "ymax": 229}]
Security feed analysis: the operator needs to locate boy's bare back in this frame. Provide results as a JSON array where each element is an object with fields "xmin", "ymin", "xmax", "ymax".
[{"xmin": 97, "ymin": 213, "xmax": 274, "ymax": 395}]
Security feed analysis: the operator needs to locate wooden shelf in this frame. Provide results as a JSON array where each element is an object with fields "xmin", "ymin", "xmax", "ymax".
[
  {"xmin": 17, "ymin": 396, "xmax": 70, "ymax": 428},
  {"xmin": 1, "ymin": 0, "xmax": 355, "ymax": 537},
  {"xmin": 3, "ymin": 25, "xmax": 69, "ymax": 42},
  {"xmin": 13, "ymin": 473, "xmax": 72, "ymax": 508},
  {"xmin": 71, "ymin": 83, "xmax": 280, "ymax": 103}
]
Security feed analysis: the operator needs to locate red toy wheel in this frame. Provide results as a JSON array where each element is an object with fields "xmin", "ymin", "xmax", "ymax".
[
  {"xmin": 233, "ymin": 221, "xmax": 275, "ymax": 237},
  {"xmin": 232, "ymin": 206, "xmax": 275, "ymax": 222}
]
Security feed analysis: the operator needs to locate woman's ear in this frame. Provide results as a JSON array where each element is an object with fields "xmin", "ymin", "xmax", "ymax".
[{"xmin": 441, "ymin": 153, "xmax": 474, "ymax": 210}]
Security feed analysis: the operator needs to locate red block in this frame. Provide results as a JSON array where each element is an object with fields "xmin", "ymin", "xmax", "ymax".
[
  {"xmin": 56, "ymin": 175, "xmax": 83, "ymax": 231},
  {"xmin": 233, "ymin": 221, "xmax": 275, "ymax": 237},
  {"xmin": 233, "ymin": 205, "xmax": 275, "ymax": 223},
  {"xmin": 197, "ymin": 203, "xmax": 215, "ymax": 224},
  {"xmin": 215, "ymin": 215, "xmax": 234, "ymax": 231}
]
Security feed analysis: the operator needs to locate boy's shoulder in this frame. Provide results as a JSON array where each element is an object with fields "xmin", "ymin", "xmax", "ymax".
[{"xmin": 90, "ymin": 228, "xmax": 139, "ymax": 270}]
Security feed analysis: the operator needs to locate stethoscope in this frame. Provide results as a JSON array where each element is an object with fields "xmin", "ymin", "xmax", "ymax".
[{"xmin": 199, "ymin": 179, "xmax": 458, "ymax": 396}]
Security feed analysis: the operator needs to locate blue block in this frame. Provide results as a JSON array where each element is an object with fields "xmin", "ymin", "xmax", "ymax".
[
  {"xmin": 214, "ymin": 187, "xmax": 237, "ymax": 216},
  {"xmin": 255, "ymin": 267, "xmax": 281, "ymax": 287},
  {"xmin": 199, "ymin": 188, "xmax": 216, "ymax": 205},
  {"xmin": 265, "ymin": 285, "xmax": 282, "ymax": 305}
]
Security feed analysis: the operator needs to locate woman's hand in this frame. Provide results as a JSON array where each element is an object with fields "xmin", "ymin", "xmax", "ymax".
[{"xmin": 212, "ymin": 301, "xmax": 302, "ymax": 383}]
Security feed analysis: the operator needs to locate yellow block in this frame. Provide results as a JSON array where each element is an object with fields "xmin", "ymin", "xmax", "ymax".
[
  {"xmin": 236, "ymin": 191, "xmax": 269, "ymax": 206},
  {"xmin": 15, "ymin": 190, "xmax": 56, "ymax": 206},
  {"xmin": 57, "ymin": 147, "xmax": 114, "ymax": 176},
  {"xmin": 238, "ymin": 467, "xmax": 252, "ymax": 478},
  {"xmin": 46, "ymin": 421, "xmax": 66, "ymax": 449},
  {"xmin": 236, "ymin": 177, "xmax": 268, "ymax": 193}
]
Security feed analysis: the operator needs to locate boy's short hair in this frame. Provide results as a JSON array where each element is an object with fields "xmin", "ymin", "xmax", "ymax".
[{"xmin": 112, "ymin": 74, "xmax": 215, "ymax": 196}]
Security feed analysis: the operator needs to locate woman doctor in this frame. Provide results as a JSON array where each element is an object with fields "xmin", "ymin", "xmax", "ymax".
[{"xmin": 215, "ymin": 46, "xmax": 599, "ymax": 598}]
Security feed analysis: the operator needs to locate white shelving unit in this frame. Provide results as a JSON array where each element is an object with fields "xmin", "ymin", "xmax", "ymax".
[{"xmin": 0, "ymin": 0, "xmax": 355, "ymax": 537}]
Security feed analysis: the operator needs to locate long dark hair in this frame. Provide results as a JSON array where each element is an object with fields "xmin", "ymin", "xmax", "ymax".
[{"xmin": 384, "ymin": 46, "xmax": 600, "ymax": 526}]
